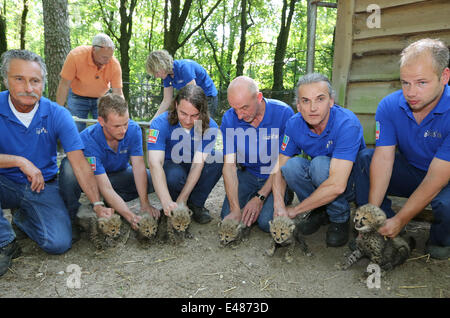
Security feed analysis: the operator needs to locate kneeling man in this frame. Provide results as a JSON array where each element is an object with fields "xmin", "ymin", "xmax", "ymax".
[{"xmin": 273, "ymin": 73, "xmax": 365, "ymax": 247}]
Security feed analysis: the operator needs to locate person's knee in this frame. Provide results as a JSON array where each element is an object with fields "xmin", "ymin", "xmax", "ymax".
[
  {"xmin": 165, "ymin": 167, "xmax": 186, "ymax": 189},
  {"xmin": 41, "ymin": 235, "xmax": 71, "ymax": 255},
  {"xmin": 310, "ymin": 156, "xmax": 330, "ymax": 185},
  {"xmin": 282, "ymin": 157, "xmax": 307, "ymax": 183},
  {"xmin": 59, "ymin": 158, "xmax": 77, "ymax": 184},
  {"xmin": 257, "ymin": 220, "xmax": 270, "ymax": 233},
  {"xmin": 355, "ymin": 148, "xmax": 374, "ymax": 171}
]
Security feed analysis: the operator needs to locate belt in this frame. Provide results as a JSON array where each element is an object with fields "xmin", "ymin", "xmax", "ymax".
[{"xmin": 46, "ymin": 175, "xmax": 57, "ymax": 183}]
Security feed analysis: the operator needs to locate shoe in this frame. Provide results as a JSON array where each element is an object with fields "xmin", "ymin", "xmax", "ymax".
[
  {"xmin": 12, "ymin": 222, "xmax": 27, "ymax": 240},
  {"xmin": 286, "ymin": 188, "xmax": 295, "ymax": 206},
  {"xmin": 326, "ymin": 220, "xmax": 350, "ymax": 247},
  {"xmin": 0, "ymin": 240, "xmax": 22, "ymax": 277},
  {"xmin": 188, "ymin": 204, "xmax": 212, "ymax": 224},
  {"xmin": 298, "ymin": 207, "xmax": 328, "ymax": 235},
  {"xmin": 72, "ymin": 223, "xmax": 81, "ymax": 244},
  {"xmin": 425, "ymin": 241, "xmax": 450, "ymax": 260}
]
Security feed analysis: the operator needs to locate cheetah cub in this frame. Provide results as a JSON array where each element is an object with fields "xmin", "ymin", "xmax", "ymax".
[
  {"xmin": 336, "ymin": 204, "xmax": 414, "ymax": 272},
  {"xmin": 76, "ymin": 205, "xmax": 122, "ymax": 250},
  {"xmin": 158, "ymin": 203, "xmax": 193, "ymax": 244},
  {"xmin": 218, "ymin": 219, "xmax": 250, "ymax": 247},
  {"xmin": 136, "ymin": 214, "xmax": 159, "ymax": 244},
  {"xmin": 266, "ymin": 216, "xmax": 312, "ymax": 263}
]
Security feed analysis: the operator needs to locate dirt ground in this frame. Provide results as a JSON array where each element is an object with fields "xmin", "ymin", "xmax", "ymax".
[{"xmin": 0, "ymin": 177, "xmax": 449, "ymax": 299}]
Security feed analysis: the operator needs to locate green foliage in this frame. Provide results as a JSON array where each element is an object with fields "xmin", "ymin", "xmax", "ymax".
[{"xmin": 2, "ymin": 0, "xmax": 337, "ymax": 119}]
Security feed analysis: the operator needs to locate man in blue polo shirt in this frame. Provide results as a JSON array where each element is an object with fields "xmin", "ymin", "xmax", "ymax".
[
  {"xmin": 59, "ymin": 93, "xmax": 159, "ymax": 230},
  {"xmin": 221, "ymin": 76, "xmax": 295, "ymax": 233},
  {"xmin": 354, "ymin": 38, "xmax": 450, "ymax": 259},
  {"xmin": 0, "ymin": 50, "xmax": 112, "ymax": 277},
  {"xmin": 273, "ymin": 73, "xmax": 365, "ymax": 247},
  {"xmin": 148, "ymin": 84, "xmax": 222, "ymax": 223},
  {"xmin": 146, "ymin": 50, "xmax": 218, "ymax": 119}
]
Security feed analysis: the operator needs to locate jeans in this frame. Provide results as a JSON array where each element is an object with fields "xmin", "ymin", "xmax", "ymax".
[
  {"xmin": 67, "ymin": 90, "xmax": 98, "ymax": 132},
  {"xmin": 207, "ymin": 95, "xmax": 219, "ymax": 119},
  {"xmin": 220, "ymin": 168, "xmax": 292, "ymax": 233},
  {"xmin": 0, "ymin": 175, "xmax": 71, "ymax": 254},
  {"xmin": 163, "ymin": 158, "xmax": 223, "ymax": 208},
  {"xmin": 281, "ymin": 156, "xmax": 355, "ymax": 224},
  {"xmin": 58, "ymin": 157, "xmax": 154, "ymax": 220},
  {"xmin": 354, "ymin": 148, "xmax": 450, "ymax": 246}
]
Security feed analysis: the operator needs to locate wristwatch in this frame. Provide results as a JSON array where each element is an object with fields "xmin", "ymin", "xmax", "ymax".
[
  {"xmin": 91, "ymin": 201, "xmax": 105, "ymax": 208},
  {"xmin": 254, "ymin": 192, "xmax": 266, "ymax": 202}
]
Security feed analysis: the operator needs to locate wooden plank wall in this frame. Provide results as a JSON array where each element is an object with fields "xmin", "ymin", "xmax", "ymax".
[{"xmin": 332, "ymin": 0, "xmax": 450, "ymax": 144}]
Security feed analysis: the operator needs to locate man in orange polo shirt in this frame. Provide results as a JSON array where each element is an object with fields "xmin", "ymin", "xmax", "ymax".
[{"xmin": 56, "ymin": 33, "xmax": 123, "ymax": 131}]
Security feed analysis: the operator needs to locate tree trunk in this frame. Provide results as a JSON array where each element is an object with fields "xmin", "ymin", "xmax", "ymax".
[
  {"xmin": 235, "ymin": 0, "xmax": 248, "ymax": 77},
  {"xmin": 96, "ymin": 0, "xmax": 137, "ymax": 106},
  {"xmin": 118, "ymin": 0, "xmax": 137, "ymax": 103},
  {"xmin": 42, "ymin": 0, "xmax": 71, "ymax": 102},
  {"xmin": 163, "ymin": 0, "xmax": 222, "ymax": 57},
  {"xmin": 20, "ymin": 0, "xmax": 28, "ymax": 50},
  {"xmin": 0, "ymin": 9, "xmax": 6, "ymax": 92},
  {"xmin": 272, "ymin": 0, "xmax": 297, "ymax": 99}
]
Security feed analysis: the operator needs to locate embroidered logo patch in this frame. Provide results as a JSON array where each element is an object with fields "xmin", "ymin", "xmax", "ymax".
[
  {"xmin": 86, "ymin": 157, "xmax": 96, "ymax": 172},
  {"xmin": 375, "ymin": 121, "xmax": 380, "ymax": 141},
  {"xmin": 147, "ymin": 129, "xmax": 159, "ymax": 144},
  {"xmin": 281, "ymin": 135, "xmax": 289, "ymax": 151}
]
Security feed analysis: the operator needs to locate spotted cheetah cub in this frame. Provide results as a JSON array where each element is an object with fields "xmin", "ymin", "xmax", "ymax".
[
  {"xmin": 336, "ymin": 204, "xmax": 414, "ymax": 272},
  {"xmin": 76, "ymin": 205, "xmax": 122, "ymax": 250},
  {"xmin": 218, "ymin": 219, "xmax": 250, "ymax": 247},
  {"xmin": 266, "ymin": 216, "xmax": 312, "ymax": 263},
  {"xmin": 136, "ymin": 214, "xmax": 159, "ymax": 244},
  {"xmin": 158, "ymin": 204, "xmax": 193, "ymax": 244}
]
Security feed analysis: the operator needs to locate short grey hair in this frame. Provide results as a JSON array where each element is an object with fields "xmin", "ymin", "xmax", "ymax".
[
  {"xmin": 0, "ymin": 49, "xmax": 47, "ymax": 89},
  {"xmin": 92, "ymin": 33, "xmax": 115, "ymax": 50},
  {"xmin": 400, "ymin": 38, "xmax": 449, "ymax": 76},
  {"xmin": 295, "ymin": 73, "xmax": 335, "ymax": 102}
]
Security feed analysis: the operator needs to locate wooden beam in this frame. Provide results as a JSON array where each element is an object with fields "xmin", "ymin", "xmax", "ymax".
[
  {"xmin": 354, "ymin": 0, "xmax": 427, "ymax": 13},
  {"xmin": 353, "ymin": 0, "xmax": 450, "ymax": 40},
  {"xmin": 331, "ymin": 0, "xmax": 355, "ymax": 106}
]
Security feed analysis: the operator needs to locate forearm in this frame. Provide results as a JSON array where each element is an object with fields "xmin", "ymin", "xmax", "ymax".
[
  {"xmin": 177, "ymin": 162, "xmax": 204, "ymax": 203},
  {"xmin": 292, "ymin": 179, "xmax": 344, "ymax": 215},
  {"xmin": 153, "ymin": 100, "xmax": 171, "ymax": 120},
  {"xmin": 132, "ymin": 162, "xmax": 151, "ymax": 208},
  {"xmin": 397, "ymin": 161, "xmax": 449, "ymax": 226},
  {"xmin": 100, "ymin": 186, "xmax": 135, "ymax": 223},
  {"xmin": 149, "ymin": 162, "xmax": 173, "ymax": 207},
  {"xmin": 368, "ymin": 147, "xmax": 395, "ymax": 206},
  {"xmin": 223, "ymin": 163, "xmax": 240, "ymax": 213},
  {"xmin": 56, "ymin": 79, "xmax": 70, "ymax": 106},
  {"xmin": 273, "ymin": 170, "xmax": 287, "ymax": 208},
  {"xmin": 0, "ymin": 154, "xmax": 27, "ymax": 169}
]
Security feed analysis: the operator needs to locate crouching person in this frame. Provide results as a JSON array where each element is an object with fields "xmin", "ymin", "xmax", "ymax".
[
  {"xmin": 273, "ymin": 73, "xmax": 366, "ymax": 247},
  {"xmin": 59, "ymin": 93, "xmax": 159, "ymax": 235},
  {"xmin": 0, "ymin": 50, "xmax": 112, "ymax": 277},
  {"xmin": 148, "ymin": 84, "xmax": 223, "ymax": 223}
]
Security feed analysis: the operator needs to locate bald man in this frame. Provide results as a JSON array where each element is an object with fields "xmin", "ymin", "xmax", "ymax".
[{"xmin": 220, "ymin": 76, "xmax": 294, "ymax": 232}]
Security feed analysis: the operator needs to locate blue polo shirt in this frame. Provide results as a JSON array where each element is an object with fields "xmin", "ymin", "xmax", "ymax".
[
  {"xmin": 80, "ymin": 119, "xmax": 143, "ymax": 175},
  {"xmin": 220, "ymin": 98, "xmax": 295, "ymax": 179},
  {"xmin": 147, "ymin": 111, "xmax": 219, "ymax": 162},
  {"xmin": 0, "ymin": 91, "xmax": 82, "ymax": 184},
  {"xmin": 281, "ymin": 105, "xmax": 365, "ymax": 162},
  {"xmin": 375, "ymin": 85, "xmax": 450, "ymax": 171},
  {"xmin": 163, "ymin": 60, "xmax": 218, "ymax": 97}
]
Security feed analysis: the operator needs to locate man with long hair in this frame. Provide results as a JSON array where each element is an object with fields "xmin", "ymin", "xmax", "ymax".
[{"xmin": 147, "ymin": 84, "xmax": 222, "ymax": 223}]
